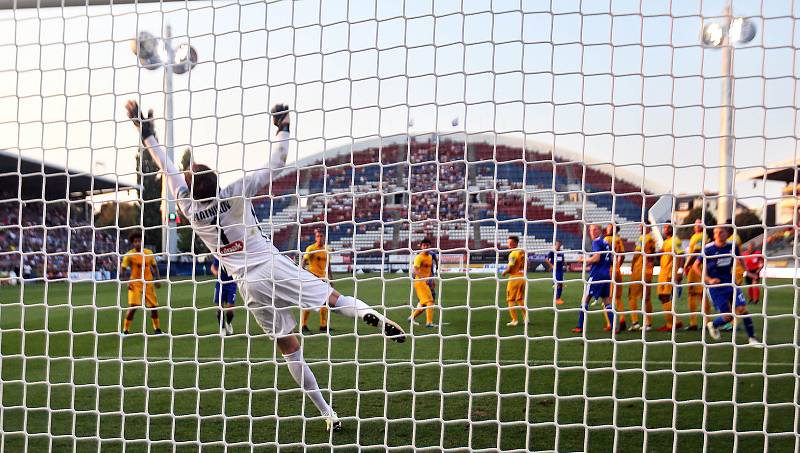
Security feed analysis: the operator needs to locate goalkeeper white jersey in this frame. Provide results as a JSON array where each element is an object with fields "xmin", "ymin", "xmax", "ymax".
[
  {"xmin": 143, "ymin": 132, "xmax": 289, "ymax": 277},
  {"xmin": 178, "ymin": 186, "xmax": 275, "ymax": 277}
]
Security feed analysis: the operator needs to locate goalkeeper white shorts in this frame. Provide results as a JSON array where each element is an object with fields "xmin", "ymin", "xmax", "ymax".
[{"xmin": 239, "ymin": 253, "xmax": 333, "ymax": 338}]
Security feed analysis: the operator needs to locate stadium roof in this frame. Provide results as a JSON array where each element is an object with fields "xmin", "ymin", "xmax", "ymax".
[
  {"xmin": 0, "ymin": 150, "xmax": 140, "ymax": 201},
  {"xmin": 286, "ymin": 132, "xmax": 667, "ymax": 193},
  {"xmin": 0, "ymin": 0, "xmax": 186, "ymax": 8},
  {"xmin": 738, "ymin": 158, "xmax": 799, "ymax": 184}
]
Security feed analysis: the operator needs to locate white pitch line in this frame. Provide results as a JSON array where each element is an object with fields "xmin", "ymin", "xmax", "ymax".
[{"xmin": 76, "ymin": 356, "xmax": 794, "ymax": 368}]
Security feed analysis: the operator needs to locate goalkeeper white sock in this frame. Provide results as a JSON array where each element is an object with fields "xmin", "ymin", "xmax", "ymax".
[
  {"xmin": 333, "ymin": 295, "xmax": 376, "ymax": 320},
  {"xmin": 283, "ymin": 348, "xmax": 332, "ymax": 417}
]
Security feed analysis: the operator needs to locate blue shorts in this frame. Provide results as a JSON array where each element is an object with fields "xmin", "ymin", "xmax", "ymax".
[
  {"xmin": 587, "ymin": 277, "xmax": 610, "ymax": 299},
  {"xmin": 214, "ymin": 284, "xmax": 237, "ymax": 305},
  {"xmin": 709, "ymin": 287, "xmax": 746, "ymax": 313},
  {"xmin": 554, "ymin": 272, "xmax": 564, "ymax": 283}
]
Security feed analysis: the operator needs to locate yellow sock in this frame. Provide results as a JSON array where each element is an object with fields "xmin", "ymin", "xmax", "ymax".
[
  {"xmin": 628, "ymin": 296, "xmax": 640, "ymax": 324},
  {"xmin": 412, "ymin": 307, "xmax": 424, "ymax": 320},
  {"xmin": 644, "ymin": 287, "xmax": 653, "ymax": 326},
  {"xmin": 518, "ymin": 301, "xmax": 527, "ymax": 320},
  {"xmin": 301, "ymin": 310, "xmax": 311, "ymax": 327},
  {"xmin": 616, "ymin": 294, "xmax": 625, "ymax": 323},
  {"xmin": 688, "ymin": 294, "xmax": 699, "ymax": 327},
  {"xmin": 151, "ymin": 315, "xmax": 160, "ymax": 330},
  {"xmin": 425, "ymin": 305, "xmax": 434, "ymax": 325},
  {"xmin": 662, "ymin": 302, "xmax": 673, "ymax": 327},
  {"xmin": 319, "ymin": 307, "xmax": 329, "ymax": 328},
  {"xmin": 508, "ymin": 301, "xmax": 518, "ymax": 322},
  {"xmin": 123, "ymin": 317, "xmax": 132, "ymax": 332}
]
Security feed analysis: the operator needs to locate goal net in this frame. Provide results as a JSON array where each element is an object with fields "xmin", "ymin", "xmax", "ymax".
[{"xmin": 0, "ymin": 0, "xmax": 798, "ymax": 451}]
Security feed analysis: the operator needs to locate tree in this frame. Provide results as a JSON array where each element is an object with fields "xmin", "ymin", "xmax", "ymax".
[
  {"xmin": 136, "ymin": 146, "xmax": 163, "ymax": 251},
  {"xmin": 180, "ymin": 147, "xmax": 192, "ymax": 171},
  {"xmin": 94, "ymin": 201, "xmax": 140, "ymax": 228},
  {"xmin": 735, "ymin": 209, "xmax": 764, "ymax": 244},
  {"xmin": 679, "ymin": 207, "xmax": 717, "ymax": 239},
  {"xmin": 175, "ymin": 148, "xmax": 209, "ymax": 254}
]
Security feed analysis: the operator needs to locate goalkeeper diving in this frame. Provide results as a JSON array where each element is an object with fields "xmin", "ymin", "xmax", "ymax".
[{"xmin": 124, "ymin": 99, "xmax": 406, "ymax": 432}]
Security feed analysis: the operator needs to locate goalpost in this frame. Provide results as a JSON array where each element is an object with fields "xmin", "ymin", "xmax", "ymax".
[{"xmin": 0, "ymin": 1, "xmax": 798, "ymax": 451}]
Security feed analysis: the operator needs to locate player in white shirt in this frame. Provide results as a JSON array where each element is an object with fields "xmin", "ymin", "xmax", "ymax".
[{"xmin": 125, "ymin": 100, "xmax": 406, "ymax": 433}]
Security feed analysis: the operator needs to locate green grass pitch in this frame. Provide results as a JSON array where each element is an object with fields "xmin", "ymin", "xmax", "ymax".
[{"xmin": 0, "ymin": 272, "xmax": 797, "ymax": 452}]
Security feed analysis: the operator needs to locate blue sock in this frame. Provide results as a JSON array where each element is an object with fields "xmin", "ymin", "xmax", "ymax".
[
  {"xmin": 556, "ymin": 284, "xmax": 563, "ymax": 299},
  {"xmin": 604, "ymin": 304, "xmax": 614, "ymax": 329},
  {"xmin": 713, "ymin": 316, "xmax": 727, "ymax": 328},
  {"xmin": 742, "ymin": 316, "xmax": 755, "ymax": 338}
]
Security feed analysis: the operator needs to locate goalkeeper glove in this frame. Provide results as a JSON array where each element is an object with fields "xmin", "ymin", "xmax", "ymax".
[
  {"xmin": 271, "ymin": 103, "xmax": 290, "ymax": 132},
  {"xmin": 125, "ymin": 100, "xmax": 156, "ymax": 143}
]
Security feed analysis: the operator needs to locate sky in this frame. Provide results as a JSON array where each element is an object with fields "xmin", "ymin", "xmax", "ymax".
[{"xmin": 0, "ymin": 0, "xmax": 797, "ymax": 209}]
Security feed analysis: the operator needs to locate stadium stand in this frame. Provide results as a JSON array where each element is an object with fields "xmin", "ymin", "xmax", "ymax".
[
  {"xmin": 0, "ymin": 150, "xmax": 137, "ymax": 280},
  {"xmin": 259, "ymin": 134, "xmax": 657, "ymax": 255}
]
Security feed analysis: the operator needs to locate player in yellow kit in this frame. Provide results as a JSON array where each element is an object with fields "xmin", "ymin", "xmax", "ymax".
[
  {"xmin": 120, "ymin": 230, "xmax": 162, "ymax": 335},
  {"xmin": 409, "ymin": 238, "xmax": 437, "ymax": 328},
  {"xmin": 501, "ymin": 235, "xmax": 527, "ymax": 327},
  {"xmin": 656, "ymin": 224, "xmax": 684, "ymax": 331},
  {"xmin": 682, "ymin": 219, "xmax": 707, "ymax": 330},
  {"xmin": 605, "ymin": 224, "xmax": 626, "ymax": 331},
  {"xmin": 301, "ymin": 228, "xmax": 334, "ymax": 334},
  {"xmin": 627, "ymin": 223, "xmax": 656, "ymax": 331}
]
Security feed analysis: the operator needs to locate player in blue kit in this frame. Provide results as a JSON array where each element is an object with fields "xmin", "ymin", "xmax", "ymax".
[
  {"xmin": 695, "ymin": 224, "xmax": 762, "ymax": 346},
  {"xmin": 211, "ymin": 258, "xmax": 237, "ymax": 336},
  {"xmin": 546, "ymin": 240, "xmax": 566, "ymax": 305},
  {"xmin": 572, "ymin": 225, "xmax": 615, "ymax": 334}
]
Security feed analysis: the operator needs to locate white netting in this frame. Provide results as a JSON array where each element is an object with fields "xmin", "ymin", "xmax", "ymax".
[{"xmin": 0, "ymin": 1, "xmax": 798, "ymax": 451}]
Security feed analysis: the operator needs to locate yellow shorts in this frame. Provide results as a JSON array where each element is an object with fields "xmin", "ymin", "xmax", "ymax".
[
  {"xmin": 413, "ymin": 281, "xmax": 434, "ymax": 305},
  {"xmin": 506, "ymin": 278, "xmax": 526, "ymax": 303},
  {"xmin": 657, "ymin": 282, "xmax": 673, "ymax": 297},
  {"xmin": 687, "ymin": 267, "xmax": 703, "ymax": 296},
  {"xmin": 128, "ymin": 284, "xmax": 158, "ymax": 308}
]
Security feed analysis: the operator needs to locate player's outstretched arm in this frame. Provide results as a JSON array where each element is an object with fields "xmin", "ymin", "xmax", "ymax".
[
  {"xmin": 125, "ymin": 100, "xmax": 190, "ymax": 207},
  {"xmin": 227, "ymin": 104, "xmax": 291, "ymax": 198}
]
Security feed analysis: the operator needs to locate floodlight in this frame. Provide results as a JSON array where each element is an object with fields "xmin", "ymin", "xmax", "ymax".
[
  {"xmin": 702, "ymin": 22, "xmax": 724, "ymax": 47},
  {"xmin": 172, "ymin": 44, "xmax": 198, "ymax": 75},
  {"xmin": 729, "ymin": 17, "xmax": 756, "ymax": 44},
  {"xmin": 131, "ymin": 31, "xmax": 163, "ymax": 69}
]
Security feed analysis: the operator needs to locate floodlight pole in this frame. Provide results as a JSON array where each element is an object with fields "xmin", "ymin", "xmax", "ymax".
[
  {"xmin": 718, "ymin": 5, "xmax": 735, "ymax": 225},
  {"xmin": 163, "ymin": 24, "xmax": 178, "ymax": 257}
]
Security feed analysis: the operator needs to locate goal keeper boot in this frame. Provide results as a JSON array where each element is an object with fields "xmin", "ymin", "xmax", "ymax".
[
  {"xmin": 326, "ymin": 411, "xmax": 342, "ymax": 432},
  {"xmin": 363, "ymin": 313, "xmax": 406, "ymax": 343}
]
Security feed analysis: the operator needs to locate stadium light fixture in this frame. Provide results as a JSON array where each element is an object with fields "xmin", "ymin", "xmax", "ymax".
[
  {"xmin": 131, "ymin": 25, "xmax": 198, "ymax": 256},
  {"xmin": 701, "ymin": 6, "xmax": 756, "ymax": 225},
  {"xmin": 172, "ymin": 44, "xmax": 198, "ymax": 75},
  {"xmin": 701, "ymin": 22, "xmax": 724, "ymax": 47},
  {"xmin": 131, "ymin": 31, "xmax": 163, "ymax": 68}
]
